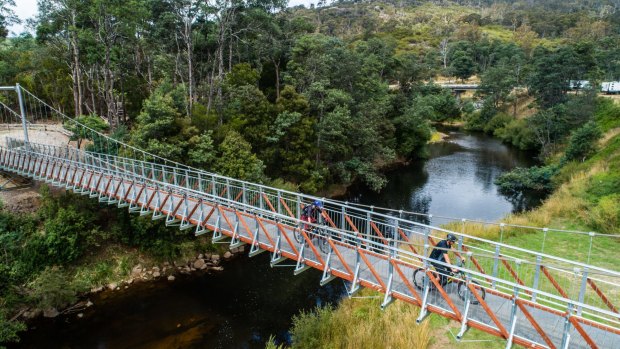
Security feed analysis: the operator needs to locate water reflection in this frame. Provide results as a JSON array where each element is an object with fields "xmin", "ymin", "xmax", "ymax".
[
  {"xmin": 345, "ymin": 128, "xmax": 541, "ymax": 224},
  {"xmin": 15, "ymin": 254, "xmax": 346, "ymax": 349}
]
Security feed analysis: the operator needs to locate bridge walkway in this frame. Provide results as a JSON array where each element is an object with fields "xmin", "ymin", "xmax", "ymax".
[{"xmin": 0, "ymin": 139, "xmax": 619, "ymax": 348}]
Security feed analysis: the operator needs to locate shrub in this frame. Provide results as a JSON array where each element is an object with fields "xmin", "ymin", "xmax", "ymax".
[
  {"xmin": 590, "ymin": 194, "xmax": 620, "ymax": 233},
  {"xmin": 484, "ymin": 112, "xmax": 512, "ymax": 134},
  {"xmin": 494, "ymin": 118, "xmax": 538, "ymax": 150},
  {"xmin": 594, "ymin": 98, "xmax": 620, "ymax": 132},
  {"xmin": 0, "ymin": 309, "xmax": 26, "ymax": 345},
  {"xmin": 563, "ymin": 121, "xmax": 602, "ymax": 163},
  {"xmin": 27, "ymin": 267, "xmax": 78, "ymax": 309},
  {"xmin": 496, "ymin": 165, "xmax": 559, "ymax": 194}
]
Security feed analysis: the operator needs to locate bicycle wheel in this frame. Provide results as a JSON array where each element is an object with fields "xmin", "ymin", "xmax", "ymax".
[
  {"xmin": 317, "ymin": 229, "xmax": 330, "ymax": 254},
  {"xmin": 457, "ymin": 280, "xmax": 486, "ymax": 305},
  {"xmin": 412, "ymin": 268, "xmax": 427, "ymax": 290}
]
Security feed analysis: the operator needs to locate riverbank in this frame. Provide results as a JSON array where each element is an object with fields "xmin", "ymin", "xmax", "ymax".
[
  {"xmin": 0, "ymin": 184, "xmax": 249, "ymax": 345},
  {"xmin": 287, "ymin": 101, "xmax": 620, "ymax": 348}
]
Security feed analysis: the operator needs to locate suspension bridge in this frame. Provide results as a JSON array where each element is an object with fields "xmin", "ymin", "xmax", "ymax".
[{"xmin": 0, "ymin": 84, "xmax": 619, "ymax": 348}]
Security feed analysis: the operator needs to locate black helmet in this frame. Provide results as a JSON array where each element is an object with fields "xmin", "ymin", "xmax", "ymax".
[{"xmin": 447, "ymin": 233, "xmax": 457, "ymax": 242}]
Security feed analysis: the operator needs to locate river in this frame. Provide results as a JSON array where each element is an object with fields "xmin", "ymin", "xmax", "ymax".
[{"xmin": 15, "ymin": 128, "xmax": 540, "ymax": 349}]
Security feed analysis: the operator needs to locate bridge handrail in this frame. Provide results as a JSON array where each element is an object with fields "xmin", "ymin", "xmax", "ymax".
[
  {"xmin": 12, "ymin": 137, "xmax": 620, "ymax": 280},
  {"xmin": 4, "ymin": 141, "xmax": 620, "ymax": 327},
  {"xmin": 4, "ymin": 142, "xmax": 620, "ymax": 327},
  {"xmin": 12, "ymin": 86, "xmax": 617, "ymax": 240}
]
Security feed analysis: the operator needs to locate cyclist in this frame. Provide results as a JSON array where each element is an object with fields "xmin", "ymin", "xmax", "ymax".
[
  {"xmin": 428, "ymin": 233, "xmax": 464, "ymax": 286},
  {"xmin": 300, "ymin": 200, "xmax": 323, "ymax": 231}
]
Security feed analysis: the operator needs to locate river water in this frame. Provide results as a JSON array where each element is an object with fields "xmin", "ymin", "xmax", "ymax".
[{"xmin": 16, "ymin": 129, "xmax": 540, "ymax": 349}]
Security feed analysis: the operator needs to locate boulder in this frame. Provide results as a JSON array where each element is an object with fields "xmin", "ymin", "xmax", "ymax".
[
  {"xmin": 153, "ymin": 271, "xmax": 161, "ymax": 278},
  {"xmin": 223, "ymin": 251, "xmax": 232, "ymax": 259},
  {"xmin": 193, "ymin": 259, "xmax": 206, "ymax": 269},
  {"xmin": 23, "ymin": 309, "xmax": 42, "ymax": 319},
  {"xmin": 211, "ymin": 254, "xmax": 220, "ymax": 262},
  {"xmin": 152, "ymin": 266, "xmax": 160, "ymax": 273},
  {"xmin": 77, "ymin": 313, "xmax": 84, "ymax": 319},
  {"xmin": 211, "ymin": 266, "xmax": 224, "ymax": 271},
  {"xmin": 131, "ymin": 265, "xmax": 143, "ymax": 278},
  {"xmin": 167, "ymin": 275, "xmax": 176, "ymax": 281},
  {"xmin": 108, "ymin": 283, "xmax": 118, "ymax": 291},
  {"xmin": 198, "ymin": 253, "xmax": 204, "ymax": 259},
  {"xmin": 43, "ymin": 308, "xmax": 59, "ymax": 318}
]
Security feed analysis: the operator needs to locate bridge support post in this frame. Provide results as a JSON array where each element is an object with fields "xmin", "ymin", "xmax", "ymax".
[
  {"xmin": 381, "ymin": 224, "xmax": 402, "ymax": 309},
  {"xmin": 249, "ymin": 215, "xmax": 265, "ymax": 257},
  {"xmin": 492, "ymin": 245, "xmax": 500, "ymax": 289},
  {"xmin": 416, "ymin": 265, "xmax": 431, "ymax": 324},
  {"xmin": 532, "ymin": 255, "xmax": 542, "ymax": 302},
  {"xmin": 457, "ymin": 254, "xmax": 474, "ymax": 340},
  {"xmin": 320, "ymin": 248, "xmax": 336, "ymax": 286},
  {"xmin": 194, "ymin": 204, "xmax": 207, "ymax": 236},
  {"xmin": 577, "ymin": 268, "xmax": 588, "ymax": 316},
  {"xmin": 294, "ymin": 243, "xmax": 310, "ymax": 275},
  {"xmin": 15, "ymin": 84, "xmax": 29, "ymax": 145},
  {"xmin": 212, "ymin": 206, "xmax": 224, "ymax": 241},
  {"xmin": 505, "ymin": 286, "xmax": 520, "ymax": 349},
  {"xmin": 417, "ymin": 240, "xmax": 431, "ymax": 324},
  {"xmin": 560, "ymin": 306, "xmax": 572, "ymax": 349},
  {"xmin": 270, "ymin": 222, "xmax": 286, "ymax": 266},
  {"xmin": 348, "ymin": 238, "xmax": 362, "ymax": 296}
]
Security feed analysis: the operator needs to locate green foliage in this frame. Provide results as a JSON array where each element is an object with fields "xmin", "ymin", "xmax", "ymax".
[
  {"xmin": 64, "ymin": 114, "xmax": 109, "ymax": 149},
  {"xmin": 496, "ymin": 165, "xmax": 559, "ymax": 194},
  {"xmin": 590, "ymin": 194, "xmax": 620, "ymax": 233},
  {"xmin": 0, "ymin": 308, "xmax": 26, "ymax": 345},
  {"xmin": 449, "ymin": 50, "xmax": 475, "ymax": 81},
  {"xmin": 563, "ymin": 121, "xmax": 602, "ymax": 163},
  {"xmin": 484, "ymin": 112, "xmax": 512, "ymax": 134},
  {"xmin": 478, "ymin": 63, "xmax": 517, "ymax": 109},
  {"xmin": 594, "ymin": 98, "xmax": 620, "ymax": 132},
  {"xmin": 494, "ymin": 118, "xmax": 538, "ymax": 150},
  {"xmin": 264, "ymin": 335, "xmax": 285, "ymax": 349},
  {"xmin": 131, "ymin": 85, "xmax": 184, "ymax": 158},
  {"xmin": 187, "ymin": 131, "xmax": 216, "ymax": 169},
  {"xmin": 27, "ymin": 267, "xmax": 78, "ymax": 309},
  {"xmin": 393, "ymin": 104, "xmax": 432, "ymax": 157},
  {"xmin": 290, "ymin": 306, "xmax": 335, "ymax": 349},
  {"xmin": 216, "ymin": 130, "xmax": 265, "ymax": 183},
  {"xmin": 42, "ymin": 207, "xmax": 95, "ymax": 264},
  {"xmin": 224, "ymin": 63, "xmax": 260, "ymax": 88}
]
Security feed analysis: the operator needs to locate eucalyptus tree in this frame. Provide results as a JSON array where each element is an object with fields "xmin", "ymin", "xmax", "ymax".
[{"xmin": 0, "ymin": 0, "xmax": 18, "ymax": 38}]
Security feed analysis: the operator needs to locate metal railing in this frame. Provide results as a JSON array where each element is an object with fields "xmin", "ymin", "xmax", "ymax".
[
  {"xmin": 2, "ymin": 84, "xmax": 620, "ymax": 347},
  {"xmin": 2, "ymin": 139, "xmax": 620, "ymax": 348}
]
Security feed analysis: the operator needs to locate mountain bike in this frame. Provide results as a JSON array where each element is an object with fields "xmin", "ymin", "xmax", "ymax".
[
  {"xmin": 412, "ymin": 262, "xmax": 486, "ymax": 304},
  {"xmin": 294, "ymin": 220, "xmax": 330, "ymax": 254}
]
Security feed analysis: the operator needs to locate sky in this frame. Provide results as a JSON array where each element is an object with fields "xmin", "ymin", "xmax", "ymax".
[
  {"xmin": 8, "ymin": 0, "xmax": 38, "ymax": 35},
  {"xmin": 8, "ymin": 0, "xmax": 317, "ymax": 36}
]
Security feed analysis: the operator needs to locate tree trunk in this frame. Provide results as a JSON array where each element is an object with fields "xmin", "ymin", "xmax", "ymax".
[
  {"xmin": 186, "ymin": 20, "xmax": 194, "ymax": 117},
  {"xmin": 274, "ymin": 59, "xmax": 280, "ymax": 99},
  {"xmin": 70, "ymin": 10, "xmax": 83, "ymax": 117}
]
